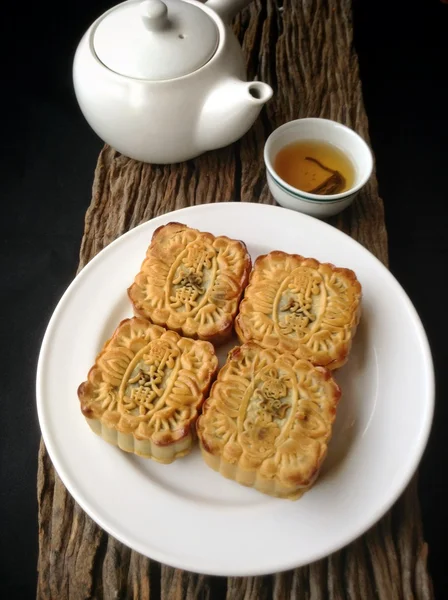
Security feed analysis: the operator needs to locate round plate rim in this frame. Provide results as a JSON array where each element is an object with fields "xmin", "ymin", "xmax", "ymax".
[{"xmin": 36, "ymin": 201, "xmax": 435, "ymax": 576}]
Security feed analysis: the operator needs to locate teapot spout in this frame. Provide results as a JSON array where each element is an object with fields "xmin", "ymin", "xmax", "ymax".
[
  {"xmin": 198, "ymin": 79, "xmax": 273, "ymax": 153},
  {"xmin": 205, "ymin": 0, "xmax": 253, "ymax": 23}
]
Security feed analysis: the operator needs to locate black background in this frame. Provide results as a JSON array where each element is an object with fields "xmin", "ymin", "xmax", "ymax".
[{"xmin": 2, "ymin": 0, "xmax": 447, "ymax": 597}]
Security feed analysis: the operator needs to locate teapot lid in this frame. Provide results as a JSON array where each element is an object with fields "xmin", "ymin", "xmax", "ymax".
[{"xmin": 93, "ymin": 0, "xmax": 219, "ymax": 81}]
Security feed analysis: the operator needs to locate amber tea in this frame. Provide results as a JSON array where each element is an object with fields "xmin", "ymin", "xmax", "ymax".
[{"xmin": 274, "ymin": 140, "xmax": 355, "ymax": 195}]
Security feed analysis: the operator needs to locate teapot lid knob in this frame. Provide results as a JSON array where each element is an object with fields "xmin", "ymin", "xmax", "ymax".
[{"xmin": 140, "ymin": 0, "xmax": 168, "ymax": 31}]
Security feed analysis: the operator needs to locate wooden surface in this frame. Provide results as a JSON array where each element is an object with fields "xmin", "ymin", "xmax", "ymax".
[{"xmin": 37, "ymin": 1, "xmax": 433, "ymax": 598}]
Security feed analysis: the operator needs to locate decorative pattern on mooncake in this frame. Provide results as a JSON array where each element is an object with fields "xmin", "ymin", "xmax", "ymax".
[
  {"xmin": 128, "ymin": 223, "xmax": 252, "ymax": 343},
  {"xmin": 78, "ymin": 318, "xmax": 218, "ymax": 463},
  {"xmin": 197, "ymin": 343, "xmax": 341, "ymax": 499},
  {"xmin": 235, "ymin": 251, "xmax": 362, "ymax": 369}
]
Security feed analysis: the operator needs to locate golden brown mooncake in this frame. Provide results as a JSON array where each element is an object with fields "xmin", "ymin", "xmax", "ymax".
[
  {"xmin": 128, "ymin": 222, "xmax": 252, "ymax": 344},
  {"xmin": 78, "ymin": 317, "xmax": 218, "ymax": 463},
  {"xmin": 197, "ymin": 343, "xmax": 341, "ymax": 500},
  {"xmin": 235, "ymin": 251, "xmax": 362, "ymax": 369}
]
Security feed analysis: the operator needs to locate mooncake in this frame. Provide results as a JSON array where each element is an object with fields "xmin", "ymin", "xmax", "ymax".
[
  {"xmin": 78, "ymin": 317, "xmax": 218, "ymax": 463},
  {"xmin": 235, "ymin": 251, "xmax": 362, "ymax": 369},
  {"xmin": 128, "ymin": 222, "xmax": 252, "ymax": 344},
  {"xmin": 197, "ymin": 343, "xmax": 341, "ymax": 499},
  {"xmin": 197, "ymin": 343, "xmax": 341, "ymax": 500}
]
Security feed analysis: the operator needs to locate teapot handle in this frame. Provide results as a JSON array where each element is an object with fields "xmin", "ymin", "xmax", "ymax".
[{"xmin": 205, "ymin": 0, "xmax": 252, "ymax": 22}]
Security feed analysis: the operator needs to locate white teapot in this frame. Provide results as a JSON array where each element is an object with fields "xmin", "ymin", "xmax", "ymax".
[{"xmin": 73, "ymin": 0, "xmax": 273, "ymax": 164}]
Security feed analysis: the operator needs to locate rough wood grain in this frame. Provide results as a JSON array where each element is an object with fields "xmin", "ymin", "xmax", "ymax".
[{"xmin": 37, "ymin": 0, "xmax": 432, "ymax": 598}]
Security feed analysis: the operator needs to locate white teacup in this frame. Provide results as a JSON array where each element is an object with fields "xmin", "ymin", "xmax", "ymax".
[{"xmin": 264, "ymin": 118, "xmax": 373, "ymax": 218}]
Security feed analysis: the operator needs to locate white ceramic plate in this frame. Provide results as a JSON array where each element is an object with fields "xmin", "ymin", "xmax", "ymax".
[{"xmin": 37, "ymin": 202, "xmax": 434, "ymax": 576}]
